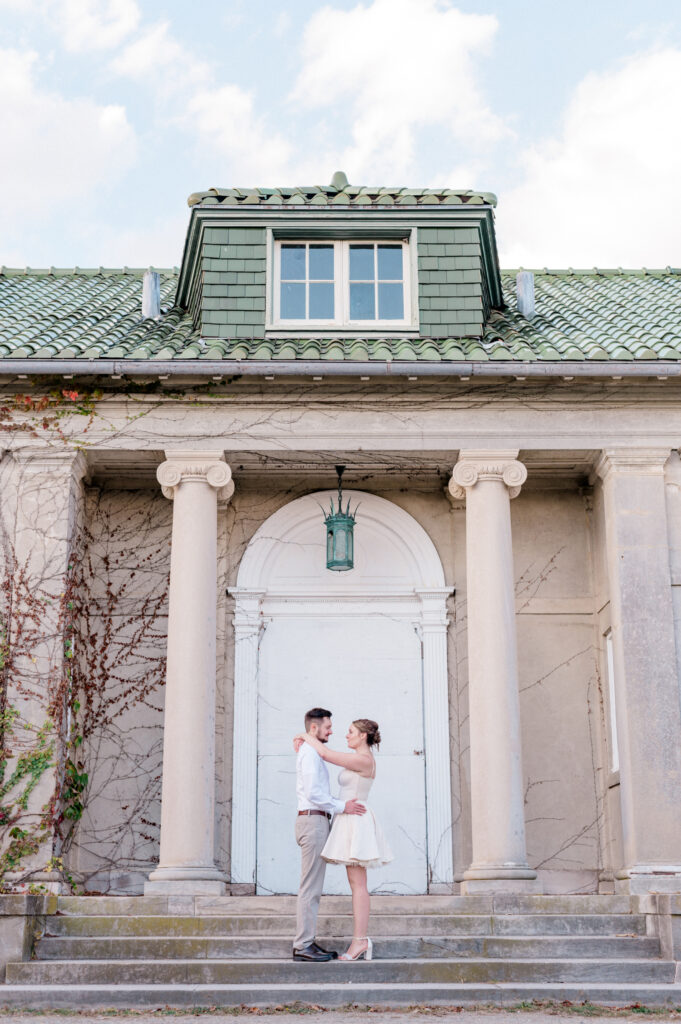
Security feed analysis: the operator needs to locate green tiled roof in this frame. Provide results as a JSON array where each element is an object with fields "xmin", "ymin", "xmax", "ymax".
[
  {"xmin": 490, "ymin": 268, "xmax": 681, "ymax": 361},
  {"xmin": 1, "ymin": 266, "xmax": 681, "ymax": 364},
  {"xmin": 187, "ymin": 185, "xmax": 497, "ymax": 209},
  {"xmin": 0, "ymin": 268, "xmax": 189, "ymax": 360}
]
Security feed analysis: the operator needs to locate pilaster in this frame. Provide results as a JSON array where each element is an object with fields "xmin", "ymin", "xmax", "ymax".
[
  {"xmin": 3, "ymin": 448, "xmax": 87, "ymax": 887},
  {"xmin": 229, "ymin": 589, "xmax": 265, "ymax": 892},
  {"xmin": 595, "ymin": 447, "xmax": 681, "ymax": 893}
]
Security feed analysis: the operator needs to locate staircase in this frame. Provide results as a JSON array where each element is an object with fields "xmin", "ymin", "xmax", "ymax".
[{"xmin": 2, "ymin": 894, "xmax": 681, "ymax": 1008}]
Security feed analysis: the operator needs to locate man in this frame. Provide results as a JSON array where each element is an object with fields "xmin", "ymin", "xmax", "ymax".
[{"xmin": 293, "ymin": 707, "xmax": 366, "ymax": 962}]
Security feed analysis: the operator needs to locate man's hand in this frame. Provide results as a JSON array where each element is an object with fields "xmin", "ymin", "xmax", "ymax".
[{"xmin": 344, "ymin": 799, "xmax": 367, "ymax": 816}]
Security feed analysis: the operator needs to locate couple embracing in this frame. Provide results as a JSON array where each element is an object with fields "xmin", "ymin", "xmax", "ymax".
[{"xmin": 292, "ymin": 707, "xmax": 393, "ymax": 963}]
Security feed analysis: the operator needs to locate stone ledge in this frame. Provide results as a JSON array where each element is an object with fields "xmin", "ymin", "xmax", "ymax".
[{"xmin": 0, "ymin": 895, "xmax": 57, "ymax": 917}]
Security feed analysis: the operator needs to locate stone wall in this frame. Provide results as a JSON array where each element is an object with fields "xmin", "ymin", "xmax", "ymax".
[{"xmin": 71, "ymin": 473, "xmax": 612, "ymax": 894}]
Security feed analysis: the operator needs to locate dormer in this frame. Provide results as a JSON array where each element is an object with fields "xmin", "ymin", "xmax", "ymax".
[{"xmin": 175, "ymin": 172, "xmax": 501, "ymax": 345}]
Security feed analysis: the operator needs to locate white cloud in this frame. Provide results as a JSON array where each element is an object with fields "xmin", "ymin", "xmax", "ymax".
[
  {"xmin": 47, "ymin": 0, "xmax": 140, "ymax": 52},
  {"xmin": 110, "ymin": 20, "xmax": 209, "ymax": 89},
  {"xmin": 109, "ymin": 18, "xmax": 311, "ymax": 184},
  {"xmin": 290, "ymin": 0, "xmax": 507, "ymax": 183},
  {"xmin": 187, "ymin": 84, "xmax": 300, "ymax": 182},
  {"xmin": 77, "ymin": 211, "xmax": 187, "ymax": 267},
  {"xmin": 0, "ymin": 48, "xmax": 137, "ymax": 237},
  {"xmin": 498, "ymin": 48, "xmax": 681, "ymax": 268}
]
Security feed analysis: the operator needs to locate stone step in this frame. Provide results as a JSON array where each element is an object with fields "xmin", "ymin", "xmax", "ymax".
[
  {"xmin": 55, "ymin": 893, "xmax": 636, "ymax": 917},
  {"xmin": 7, "ymin": 957, "xmax": 676, "ymax": 986},
  {"xmin": 2, "ymin": 981, "xmax": 681, "ymax": 1008},
  {"xmin": 34, "ymin": 934, "xmax": 661, "ymax": 961},
  {"xmin": 44, "ymin": 912, "xmax": 648, "ymax": 937}
]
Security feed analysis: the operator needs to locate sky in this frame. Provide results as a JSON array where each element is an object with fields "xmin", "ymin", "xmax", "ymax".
[{"xmin": 1, "ymin": 0, "xmax": 680, "ymax": 270}]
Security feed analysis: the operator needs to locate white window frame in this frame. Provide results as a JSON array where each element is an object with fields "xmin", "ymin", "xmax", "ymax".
[{"xmin": 270, "ymin": 238, "xmax": 413, "ymax": 330}]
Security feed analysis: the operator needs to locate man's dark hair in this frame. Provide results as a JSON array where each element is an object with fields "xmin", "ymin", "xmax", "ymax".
[{"xmin": 305, "ymin": 707, "xmax": 332, "ymax": 731}]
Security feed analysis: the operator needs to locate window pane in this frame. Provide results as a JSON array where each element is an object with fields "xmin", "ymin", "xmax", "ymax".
[
  {"xmin": 310, "ymin": 282, "xmax": 334, "ymax": 319},
  {"xmin": 280, "ymin": 281, "xmax": 305, "ymax": 319},
  {"xmin": 350, "ymin": 282, "xmax": 375, "ymax": 319},
  {"xmin": 349, "ymin": 245, "xmax": 375, "ymax": 280},
  {"xmin": 378, "ymin": 282, "xmax": 404, "ymax": 320},
  {"xmin": 378, "ymin": 245, "xmax": 403, "ymax": 280},
  {"xmin": 309, "ymin": 245, "xmax": 334, "ymax": 280},
  {"xmin": 281, "ymin": 244, "xmax": 305, "ymax": 280}
]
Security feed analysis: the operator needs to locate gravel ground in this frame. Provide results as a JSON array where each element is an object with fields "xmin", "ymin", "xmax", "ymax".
[{"xmin": 1, "ymin": 1010, "xmax": 681, "ymax": 1024}]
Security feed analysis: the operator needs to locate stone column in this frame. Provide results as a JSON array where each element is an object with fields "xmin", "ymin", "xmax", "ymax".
[
  {"xmin": 146, "ymin": 451, "xmax": 234, "ymax": 895},
  {"xmin": 4, "ymin": 448, "xmax": 87, "ymax": 888},
  {"xmin": 450, "ymin": 450, "xmax": 537, "ymax": 893},
  {"xmin": 595, "ymin": 449, "xmax": 681, "ymax": 894}
]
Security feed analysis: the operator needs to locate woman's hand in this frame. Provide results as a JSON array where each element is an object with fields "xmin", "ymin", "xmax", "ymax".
[{"xmin": 293, "ymin": 734, "xmax": 305, "ymax": 753}]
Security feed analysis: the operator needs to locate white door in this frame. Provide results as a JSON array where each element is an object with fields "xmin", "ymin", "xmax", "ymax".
[{"xmin": 256, "ymin": 613, "xmax": 427, "ymax": 895}]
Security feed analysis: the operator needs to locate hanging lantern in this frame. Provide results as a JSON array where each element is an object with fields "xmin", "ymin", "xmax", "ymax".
[{"xmin": 323, "ymin": 466, "xmax": 357, "ymax": 571}]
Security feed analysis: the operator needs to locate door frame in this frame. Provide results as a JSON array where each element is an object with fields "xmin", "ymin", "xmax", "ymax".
[{"xmin": 228, "ymin": 491, "xmax": 454, "ymax": 892}]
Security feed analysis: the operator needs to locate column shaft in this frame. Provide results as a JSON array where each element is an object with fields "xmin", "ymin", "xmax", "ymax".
[
  {"xmin": 146, "ymin": 452, "xmax": 233, "ymax": 895},
  {"xmin": 451, "ymin": 450, "xmax": 536, "ymax": 893}
]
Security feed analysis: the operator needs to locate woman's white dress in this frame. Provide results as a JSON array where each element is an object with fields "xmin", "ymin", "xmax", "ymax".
[{"xmin": 321, "ymin": 764, "xmax": 393, "ymax": 869}]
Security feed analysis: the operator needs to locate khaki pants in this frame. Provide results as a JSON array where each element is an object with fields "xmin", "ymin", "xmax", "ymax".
[{"xmin": 294, "ymin": 814, "xmax": 330, "ymax": 950}]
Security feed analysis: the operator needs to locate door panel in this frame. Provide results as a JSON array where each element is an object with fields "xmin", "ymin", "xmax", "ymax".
[{"xmin": 255, "ymin": 614, "xmax": 427, "ymax": 895}]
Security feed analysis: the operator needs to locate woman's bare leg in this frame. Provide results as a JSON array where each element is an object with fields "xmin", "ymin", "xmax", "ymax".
[{"xmin": 344, "ymin": 865, "xmax": 370, "ymax": 957}]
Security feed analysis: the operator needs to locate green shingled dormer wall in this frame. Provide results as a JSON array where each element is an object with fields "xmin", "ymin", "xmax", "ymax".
[
  {"xmin": 417, "ymin": 227, "xmax": 485, "ymax": 338},
  {"xmin": 196, "ymin": 223, "xmax": 486, "ymax": 340},
  {"xmin": 200, "ymin": 226, "xmax": 267, "ymax": 339}
]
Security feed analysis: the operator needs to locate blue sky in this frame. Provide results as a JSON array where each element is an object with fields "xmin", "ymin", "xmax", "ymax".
[{"xmin": 1, "ymin": 0, "xmax": 680, "ymax": 269}]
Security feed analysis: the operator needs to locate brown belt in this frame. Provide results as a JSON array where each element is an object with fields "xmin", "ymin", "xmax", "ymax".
[{"xmin": 298, "ymin": 810, "xmax": 331, "ymax": 819}]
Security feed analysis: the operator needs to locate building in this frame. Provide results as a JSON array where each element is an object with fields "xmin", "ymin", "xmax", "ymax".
[{"xmin": 2, "ymin": 173, "xmax": 681, "ymax": 914}]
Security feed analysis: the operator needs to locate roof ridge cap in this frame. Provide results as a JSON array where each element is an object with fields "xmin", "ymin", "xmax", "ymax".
[
  {"xmin": 503, "ymin": 267, "xmax": 681, "ymax": 276},
  {"xmin": 0, "ymin": 266, "xmax": 180, "ymax": 277}
]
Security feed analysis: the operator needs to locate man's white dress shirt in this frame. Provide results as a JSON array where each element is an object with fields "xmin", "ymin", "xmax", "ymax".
[{"xmin": 296, "ymin": 742, "xmax": 345, "ymax": 815}]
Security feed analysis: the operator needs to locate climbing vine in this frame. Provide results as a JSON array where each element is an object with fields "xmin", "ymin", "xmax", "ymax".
[{"xmin": 0, "ymin": 384, "xmax": 172, "ymax": 890}]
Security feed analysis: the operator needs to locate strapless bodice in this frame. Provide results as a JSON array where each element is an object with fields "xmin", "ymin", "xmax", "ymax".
[{"xmin": 337, "ymin": 767, "xmax": 374, "ymax": 803}]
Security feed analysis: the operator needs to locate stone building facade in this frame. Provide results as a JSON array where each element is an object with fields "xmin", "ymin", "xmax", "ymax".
[{"xmin": 2, "ymin": 175, "xmax": 681, "ymax": 902}]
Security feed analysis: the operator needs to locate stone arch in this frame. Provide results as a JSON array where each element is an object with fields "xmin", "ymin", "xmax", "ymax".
[{"xmin": 230, "ymin": 489, "xmax": 453, "ymax": 893}]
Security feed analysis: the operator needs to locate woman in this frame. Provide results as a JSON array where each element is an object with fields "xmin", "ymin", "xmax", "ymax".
[{"xmin": 294, "ymin": 718, "xmax": 392, "ymax": 962}]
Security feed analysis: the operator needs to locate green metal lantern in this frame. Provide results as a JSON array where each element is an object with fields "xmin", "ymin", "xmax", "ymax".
[{"xmin": 323, "ymin": 466, "xmax": 357, "ymax": 572}]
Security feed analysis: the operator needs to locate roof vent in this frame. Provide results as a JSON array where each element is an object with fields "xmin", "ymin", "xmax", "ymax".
[
  {"xmin": 142, "ymin": 269, "xmax": 161, "ymax": 319},
  {"xmin": 516, "ymin": 270, "xmax": 535, "ymax": 319},
  {"xmin": 330, "ymin": 170, "xmax": 349, "ymax": 191}
]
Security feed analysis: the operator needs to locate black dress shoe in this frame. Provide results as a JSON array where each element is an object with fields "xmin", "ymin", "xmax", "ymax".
[
  {"xmin": 311, "ymin": 941, "xmax": 338, "ymax": 959},
  {"xmin": 292, "ymin": 943, "xmax": 334, "ymax": 962}
]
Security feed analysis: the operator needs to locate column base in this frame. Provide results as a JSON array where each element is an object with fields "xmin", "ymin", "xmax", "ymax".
[
  {"xmin": 615, "ymin": 865, "xmax": 681, "ymax": 895},
  {"xmin": 461, "ymin": 864, "xmax": 540, "ymax": 895},
  {"xmin": 145, "ymin": 865, "xmax": 227, "ymax": 896}
]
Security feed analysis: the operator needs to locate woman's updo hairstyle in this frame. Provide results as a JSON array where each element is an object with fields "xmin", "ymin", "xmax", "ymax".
[{"xmin": 353, "ymin": 718, "xmax": 381, "ymax": 750}]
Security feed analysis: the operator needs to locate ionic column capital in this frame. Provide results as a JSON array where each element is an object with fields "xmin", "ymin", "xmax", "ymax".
[
  {"xmin": 157, "ymin": 450, "xmax": 234, "ymax": 502},
  {"xmin": 592, "ymin": 447, "xmax": 673, "ymax": 484},
  {"xmin": 449, "ymin": 450, "xmax": 527, "ymax": 501}
]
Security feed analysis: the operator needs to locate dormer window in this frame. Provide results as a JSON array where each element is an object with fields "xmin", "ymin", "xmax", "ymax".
[{"xmin": 271, "ymin": 238, "xmax": 413, "ymax": 329}]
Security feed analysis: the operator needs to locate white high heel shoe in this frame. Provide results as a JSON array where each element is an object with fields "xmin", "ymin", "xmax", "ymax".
[{"xmin": 339, "ymin": 936, "xmax": 373, "ymax": 961}]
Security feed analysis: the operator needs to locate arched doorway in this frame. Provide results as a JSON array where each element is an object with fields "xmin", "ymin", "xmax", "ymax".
[{"xmin": 229, "ymin": 490, "xmax": 453, "ymax": 895}]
